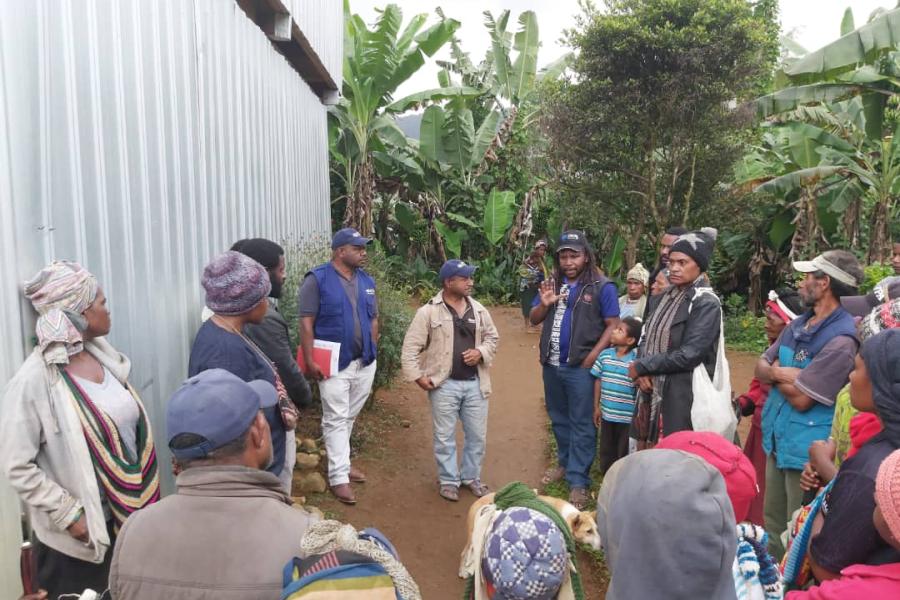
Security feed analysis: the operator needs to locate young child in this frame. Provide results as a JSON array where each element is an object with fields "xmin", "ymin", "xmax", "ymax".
[{"xmin": 591, "ymin": 316, "xmax": 642, "ymax": 474}]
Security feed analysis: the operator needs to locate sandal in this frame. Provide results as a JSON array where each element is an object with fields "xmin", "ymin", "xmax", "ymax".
[
  {"xmin": 462, "ymin": 479, "xmax": 490, "ymax": 497},
  {"xmin": 541, "ymin": 466, "xmax": 566, "ymax": 486},
  {"xmin": 439, "ymin": 484, "xmax": 459, "ymax": 502},
  {"xmin": 569, "ymin": 487, "xmax": 590, "ymax": 510}
]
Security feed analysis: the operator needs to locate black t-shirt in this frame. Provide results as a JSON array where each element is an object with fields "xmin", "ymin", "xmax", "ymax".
[
  {"xmin": 448, "ymin": 301, "xmax": 478, "ymax": 381},
  {"xmin": 810, "ymin": 433, "xmax": 900, "ymax": 572}
]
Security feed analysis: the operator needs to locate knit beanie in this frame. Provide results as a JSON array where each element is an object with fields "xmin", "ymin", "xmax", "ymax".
[
  {"xmin": 626, "ymin": 263, "xmax": 650, "ymax": 287},
  {"xmin": 657, "ymin": 431, "xmax": 757, "ymax": 523},
  {"xmin": 481, "ymin": 507, "xmax": 568, "ymax": 600},
  {"xmin": 859, "ymin": 298, "xmax": 900, "ymax": 342},
  {"xmin": 875, "ymin": 448, "xmax": 900, "ymax": 542},
  {"xmin": 202, "ymin": 251, "xmax": 271, "ymax": 316},
  {"xmin": 669, "ymin": 228, "xmax": 718, "ymax": 272}
]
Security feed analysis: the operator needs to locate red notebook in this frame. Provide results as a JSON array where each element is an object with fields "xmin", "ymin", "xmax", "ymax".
[{"xmin": 296, "ymin": 340, "xmax": 341, "ymax": 379}]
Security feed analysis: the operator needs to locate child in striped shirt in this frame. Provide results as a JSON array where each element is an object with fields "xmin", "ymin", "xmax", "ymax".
[{"xmin": 591, "ymin": 317, "xmax": 642, "ymax": 475}]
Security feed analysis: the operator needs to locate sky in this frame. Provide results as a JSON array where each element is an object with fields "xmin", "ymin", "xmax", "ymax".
[{"xmin": 349, "ymin": 0, "xmax": 893, "ymax": 99}]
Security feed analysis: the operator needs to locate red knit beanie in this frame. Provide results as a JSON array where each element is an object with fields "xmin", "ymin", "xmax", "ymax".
[
  {"xmin": 657, "ymin": 431, "xmax": 758, "ymax": 522},
  {"xmin": 875, "ymin": 449, "xmax": 900, "ymax": 542}
]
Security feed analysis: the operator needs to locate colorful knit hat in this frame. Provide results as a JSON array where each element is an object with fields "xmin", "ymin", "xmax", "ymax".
[
  {"xmin": 657, "ymin": 431, "xmax": 758, "ymax": 522},
  {"xmin": 875, "ymin": 448, "xmax": 900, "ymax": 542},
  {"xmin": 859, "ymin": 298, "xmax": 900, "ymax": 342},
  {"xmin": 201, "ymin": 251, "xmax": 271, "ymax": 316},
  {"xmin": 481, "ymin": 507, "xmax": 568, "ymax": 600}
]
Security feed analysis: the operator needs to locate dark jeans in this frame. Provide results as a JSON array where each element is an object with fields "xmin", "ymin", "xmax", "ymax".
[
  {"xmin": 34, "ymin": 523, "xmax": 115, "ymax": 599},
  {"xmin": 543, "ymin": 364, "xmax": 597, "ymax": 488},
  {"xmin": 598, "ymin": 419, "xmax": 630, "ymax": 475}
]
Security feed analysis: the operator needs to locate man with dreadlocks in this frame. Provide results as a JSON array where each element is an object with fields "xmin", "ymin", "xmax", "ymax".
[{"xmin": 530, "ymin": 230, "xmax": 620, "ymax": 509}]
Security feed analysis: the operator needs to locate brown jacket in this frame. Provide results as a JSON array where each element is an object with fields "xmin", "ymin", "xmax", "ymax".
[
  {"xmin": 401, "ymin": 291, "xmax": 499, "ymax": 397},
  {"xmin": 109, "ymin": 465, "xmax": 317, "ymax": 599}
]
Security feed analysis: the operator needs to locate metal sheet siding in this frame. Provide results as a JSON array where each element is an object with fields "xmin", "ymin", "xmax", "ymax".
[
  {"xmin": 290, "ymin": 0, "xmax": 344, "ymax": 83},
  {"xmin": 0, "ymin": 0, "xmax": 333, "ymax": 594}
]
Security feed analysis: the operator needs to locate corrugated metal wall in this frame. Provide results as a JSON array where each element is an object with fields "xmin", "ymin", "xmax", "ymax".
[
  {"xmin": 0, "ymin": 0, "xmax": 340, "ymax": 594},
  {"xmin": 290, "ymin": 0, "xmax": 344, "ymax": 82}
]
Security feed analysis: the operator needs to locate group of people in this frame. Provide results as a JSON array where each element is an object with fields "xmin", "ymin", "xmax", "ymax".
[
  {"xmin": 3, "ymin": 219, "xmax": 900, "ymax": 599},
  {"xmin": 0, "ymin": 228, "xmax": 393, "ymax": 597}
]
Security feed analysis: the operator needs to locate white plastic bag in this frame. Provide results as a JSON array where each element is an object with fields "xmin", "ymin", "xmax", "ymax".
[{"xmin": 689, "ymin": 289, "xmax": 737, "ymax": 440}]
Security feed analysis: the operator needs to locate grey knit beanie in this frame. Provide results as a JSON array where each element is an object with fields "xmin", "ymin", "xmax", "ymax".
[{"xmin": 202, "ymin": 251, "xmax": 271, "ymax": 315}]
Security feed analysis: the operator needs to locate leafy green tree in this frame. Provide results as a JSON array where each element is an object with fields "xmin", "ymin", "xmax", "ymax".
[{"xmin": 545, "ymin": 0, "xmax": 779, "ymax": 270}]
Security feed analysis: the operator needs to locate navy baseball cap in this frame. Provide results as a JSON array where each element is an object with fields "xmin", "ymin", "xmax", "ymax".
[
  {"xmin": 166, "ymin": 369, "xmax": 278, "ymax": 460},
  {"xmin": 557, "ymin": 230, "xmax": 589, "ymax": 253},
  {"xmin": 439, "ymin": 259, "xmax": 477, "ymax": 282},
  {"xmin": 331, "ymin": 227, "xmax": 371, "ymax": 249}
]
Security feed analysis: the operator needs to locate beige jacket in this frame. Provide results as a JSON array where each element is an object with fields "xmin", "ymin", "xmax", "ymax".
[
  {"xmin": 0, "ymin": 338, "xmax": 133, "ymax": 563},
  {"xmin": 110, "ymin": 465, "xmax": 318, "ymax": 599},
  {"xmin": 401, "ymin": 292, "xmax": 499, "ymax": 397}
]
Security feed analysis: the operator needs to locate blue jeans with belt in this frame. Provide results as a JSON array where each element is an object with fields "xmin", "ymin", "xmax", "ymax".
[
  {"xmin": 428, "ymin": 378, "xmax": 488, "ymax": 486},
  {"xmin": 543, "ymin": 364, "xmax": 597, "ymax": 488}
]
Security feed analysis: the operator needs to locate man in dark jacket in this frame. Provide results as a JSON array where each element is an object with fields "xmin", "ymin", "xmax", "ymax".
[{"xmin": 233, "ymin": 238, "xmax": 312, "ymax": 491}]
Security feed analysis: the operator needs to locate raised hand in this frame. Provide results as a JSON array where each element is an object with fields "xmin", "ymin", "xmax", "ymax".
[{"xmin": 538, "ymin": 279, "xmax": 560, "ymax": 307}]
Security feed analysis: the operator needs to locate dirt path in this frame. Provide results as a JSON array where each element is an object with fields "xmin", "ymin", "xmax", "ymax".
[{"xmin": 307, "ymin": 306, "xmax": 761, "ymax": 599}]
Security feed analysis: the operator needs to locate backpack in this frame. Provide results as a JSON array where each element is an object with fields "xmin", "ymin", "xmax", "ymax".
[{"xmin": 281, "ymin": 528, "xmax": 402, "ymax": 600}]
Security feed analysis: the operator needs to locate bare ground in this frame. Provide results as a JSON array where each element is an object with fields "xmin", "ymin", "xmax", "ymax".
[{"xmin": 298, "ymin": 306, "xmax": 761, "ymax": 599}]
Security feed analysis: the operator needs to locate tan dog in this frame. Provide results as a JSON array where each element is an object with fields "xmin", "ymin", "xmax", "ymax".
[{"xmin": 461, "ymin": 491, "xmax": 602, "ymax": 573}]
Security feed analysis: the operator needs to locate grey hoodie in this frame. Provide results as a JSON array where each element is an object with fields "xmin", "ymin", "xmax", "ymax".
[{"xmin": 597, "ymin": 449, "xmax": 738, "ymax": 600}]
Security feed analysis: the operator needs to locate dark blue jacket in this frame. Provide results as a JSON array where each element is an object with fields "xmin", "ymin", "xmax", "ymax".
[{"xmin": 310, "ymin": 263, "xmax": 377, "ymax": 371}]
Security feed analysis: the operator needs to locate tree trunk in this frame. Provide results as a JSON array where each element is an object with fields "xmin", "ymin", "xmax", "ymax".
[
  {"xmin": 867, "ymin": 195, "xmax": 893, "ymax": 263},
  {"xmin": 343, "ymin": 159, "xmax": 375, "ymax": 236},
  {"xmin": 842, "ymin": 196, "xmax": 861, "ymax": 251},
  {"xmin": 790, "ymin": 186, "xmax": 821, "ymax": 260}
]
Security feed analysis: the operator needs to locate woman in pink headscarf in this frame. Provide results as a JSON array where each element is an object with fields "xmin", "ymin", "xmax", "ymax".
[
  {"xmin": 737, "ymin": 287, "xmax": 803, "ymax": 526},
  {"xmin": 0, "ymin": 261, "xmax": 159, "ymax": 599}
]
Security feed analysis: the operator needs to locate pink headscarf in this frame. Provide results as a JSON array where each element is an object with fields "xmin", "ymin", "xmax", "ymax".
[{"xmin": 24, "ymin": 261, "xmax": 98, "ymax": 365}]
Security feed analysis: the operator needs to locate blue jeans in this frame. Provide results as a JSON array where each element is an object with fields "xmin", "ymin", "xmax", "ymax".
[
  {"xmin": 428, "ymin": 378, "xmax": 488, "ymax": 486},
  {"xmin": 543, "ymin": 364, "xmax": 597, "ymax": 488}
]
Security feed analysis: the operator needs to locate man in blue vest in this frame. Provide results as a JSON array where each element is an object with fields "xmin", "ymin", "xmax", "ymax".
[
  {"xmin": 755, "ymin": 250, "xmax": 863, "ymax": 559},
  {"xmin": 298, "ymin": 228, "xmax": 379, "ymax": 505}
]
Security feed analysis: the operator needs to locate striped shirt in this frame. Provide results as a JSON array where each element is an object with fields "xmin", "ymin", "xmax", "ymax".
[{"xmin": 590, "ymin": 347, "xmax": 638, "ymax": 424}]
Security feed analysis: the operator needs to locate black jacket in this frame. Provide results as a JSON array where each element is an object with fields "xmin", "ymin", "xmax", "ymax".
[
  {"xmin": 633, "ymin": 285, "xmax": 721, "ymax": 434},
  {"xmin": 244, "ymin": 300, "xmax": 313, "ymax": 409}
]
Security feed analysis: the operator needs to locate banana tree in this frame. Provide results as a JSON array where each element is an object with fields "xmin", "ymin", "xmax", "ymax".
[{"xmin": 331, "ymin": 2, "xmax": 466, "ymax": 235}]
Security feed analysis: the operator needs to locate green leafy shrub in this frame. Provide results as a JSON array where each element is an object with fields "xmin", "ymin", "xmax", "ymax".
[
  {"xmin": 364, "ymin": 250, "xmax": 414, "ymax": 391},
  {"xmin": 860, "ymin": 263, "xmax": 895, "ymax": 294},
  {"xmin": 722, "ymin": 293, "xmax": 768, "ymax": 353},
  {"xmin": 280, "ymin": 241, "xmax": 413, "ymax": 392}
]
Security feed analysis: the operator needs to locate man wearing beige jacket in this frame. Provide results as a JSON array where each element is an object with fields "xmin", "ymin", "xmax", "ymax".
[{"xmin": 401, "ymin": 260, "xmax": 500, "ymax": 502}]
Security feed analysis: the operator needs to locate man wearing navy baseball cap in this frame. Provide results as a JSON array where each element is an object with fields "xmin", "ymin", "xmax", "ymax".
[
  {"xmin": 401, "ymin": 260, "xmax": 499, "ymax": 502},
  {"xmin": 108, "ymin": 369, "xmax": 317, "ymax": 598},
  {"xmin": 297, "ymin": 227, "xmax": 379, "ymax": 504}
]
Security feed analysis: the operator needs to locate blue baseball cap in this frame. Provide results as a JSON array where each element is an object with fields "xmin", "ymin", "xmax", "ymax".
[
  {"xmin": 166, "ymin": 369, "xmax": 278, "ymax": 460},
  {"xmin": 331, "ymin": 227, "xmax": 371, "ymax": 249},
  {"xmin": 439, "ymin": 259, "xmax": 477, "ymax": 282}
]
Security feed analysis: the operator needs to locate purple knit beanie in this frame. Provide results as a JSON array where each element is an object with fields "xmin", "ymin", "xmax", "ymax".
[{"xmin": 202, "ymin": 251, "xmax": 271, "ymax": 316}]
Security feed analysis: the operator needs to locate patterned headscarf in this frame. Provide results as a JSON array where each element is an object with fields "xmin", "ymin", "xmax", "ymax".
[{"xmin": 24, "ymin": 261, "xmax": 99, "ymax": 365}]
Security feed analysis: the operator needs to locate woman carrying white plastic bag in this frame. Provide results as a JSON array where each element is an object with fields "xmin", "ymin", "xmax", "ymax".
[
  {"xmin": 689, "ymin": 289, "xmax": 737, "ymax": 440},
  {"xmin": 628, "ymin": 229, "xmax": 729, "ymax": 445}
]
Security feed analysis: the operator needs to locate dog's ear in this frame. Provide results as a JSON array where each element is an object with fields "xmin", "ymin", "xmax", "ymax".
[{"xmin": 572, "ymin": 512, "xmax": 585, "ymax": 529}]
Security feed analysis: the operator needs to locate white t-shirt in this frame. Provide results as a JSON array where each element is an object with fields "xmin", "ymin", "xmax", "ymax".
[{"xmin": 73, "ymin": 366, "xmax": 140, "ymax": 461}]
